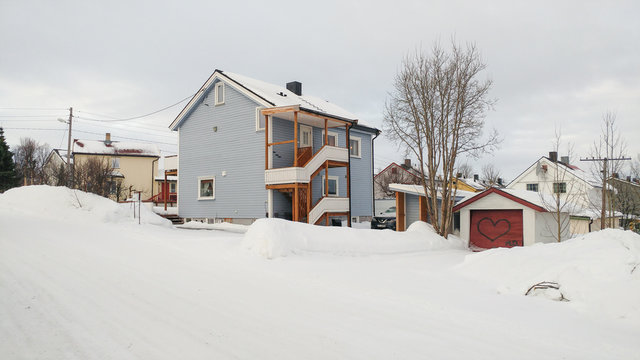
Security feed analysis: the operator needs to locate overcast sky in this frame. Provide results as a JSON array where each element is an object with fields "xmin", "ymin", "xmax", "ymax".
[{"xmin": 1, "ymin": 0, "xmax": 638, "ymax": 181}]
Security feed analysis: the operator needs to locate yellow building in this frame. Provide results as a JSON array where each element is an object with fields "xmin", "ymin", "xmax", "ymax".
[{"xmin": 72, "ymin": 134, "xmax": 160, "ymax": 201}]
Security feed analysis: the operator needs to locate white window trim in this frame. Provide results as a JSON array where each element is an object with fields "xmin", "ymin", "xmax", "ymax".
[
  {"xmin": 197, "ymin": 176, "xmax": 216, "ymax": 200},
  {"xmin": 321, "ymin": 175, "xmax": 339, "ymax": 197},
  {"xmin": 349, "ymin": 136, "xmax": 362, "ymax": 158},
  {"xmin": 215, "ymin": 82, "xmax": 225, "ymax": 106},
  {"xmin": 111, "ymin": 157, "xmax": 120, "ymax": 169},
  {"xmin": 255, "ymin": 106, "xmax": 265, "ymax": 131},
  {"xmin": 321, "ymin": 130, "xmax": 339, "ymax": 147},
  {"xmin": 299, "ymin": 124, "xmax": 313, "ymax": 147}
]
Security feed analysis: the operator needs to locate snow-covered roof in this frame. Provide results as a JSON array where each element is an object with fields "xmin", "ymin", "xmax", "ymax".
[
  {"xmin": 507, "ymin": 156, "xmax": 600, "ymax": 189},
  {"xmin": 388, "ymin": 183, "xmax": 477, "ymax": 203},
  {"xmin": 155, "ymin": 175, "xmax": 177, "ymax": 181},
  {"xmin": 170, "ymin": 69, "xmax": 376, "ymax": 130},
  {"xmin": 73, "ymin": 139, "xmax": 160, "ymax": 157},
  {"xmin": 458, "ymin": 178, "xmax": 486, "ymax": 190}
]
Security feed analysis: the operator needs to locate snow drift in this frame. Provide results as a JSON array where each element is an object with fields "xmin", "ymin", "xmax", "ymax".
[
  {"xmin": 243, "ymin": 218, "xmax": 465, "ymax": 258},
  {"xmin": 0, "ymin": 185, "xmax": 171, "ymax": 227},
  {"xmin": 457, "ymin": 229, "xmax": 640, "ymax": 320}
]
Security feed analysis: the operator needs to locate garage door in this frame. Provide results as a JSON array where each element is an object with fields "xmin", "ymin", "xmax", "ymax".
[{"xmin": 470, "ymin": 209, "xmax": 523, "ymax": 249}]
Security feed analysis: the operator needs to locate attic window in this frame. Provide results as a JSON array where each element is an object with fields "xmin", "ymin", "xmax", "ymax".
[{"xmin": 215, "ymin": 82, "xmax": 225, "ymax": 106}]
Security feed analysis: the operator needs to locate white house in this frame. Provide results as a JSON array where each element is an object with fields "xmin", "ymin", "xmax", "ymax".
[{"xmin": 506, "ymin": 151, "xmax": 604, "ymax": 234}]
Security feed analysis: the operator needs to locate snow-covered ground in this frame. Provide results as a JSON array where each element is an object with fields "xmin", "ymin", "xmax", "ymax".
[{"xmin": 1, "ymin": 186, "xmax": 639, "ymax": 359}]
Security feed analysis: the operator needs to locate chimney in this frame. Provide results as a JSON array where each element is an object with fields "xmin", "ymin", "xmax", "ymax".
[
  {"xmin": 549, "ymin": 151, "xmax": 558, "ymax": 163},
  {"xmin": 613, "ymin": 173, "xmax": 619, "ymax": 179},
  {"xmin": 627, "ymin": 176, "xmax": 632, "ymax": 182},
  {"xmin": 560, "ymin": 156, "xmax": 569, "ymax": 164},
  {"xmin": 105, "ymin": 133, "xmax": 112, "ymax": 146},
  {"xmin": 498, "ymin": 178, "xmax": 503, "ymax": 186},
  {"xmin": 286, "ymin": 81, "xmax": 302, "ymax": 96},
  {"xmin": 473, "ymin": 174, "xmax": 479, "ymax": 182},
  {"xmin": 404, "ymin": 159, "xmax": 411, "ymax": 169}
]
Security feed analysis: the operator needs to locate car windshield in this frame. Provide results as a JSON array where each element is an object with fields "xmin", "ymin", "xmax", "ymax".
[{"xmin": 385, "ymin": 207, "xmax": 396, "ymax": 214}]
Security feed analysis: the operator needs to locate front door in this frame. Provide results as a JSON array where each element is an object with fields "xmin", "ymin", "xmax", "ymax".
[{"xmin": 299, "ymin": 125, "xmax": 313, "ymax": 148}]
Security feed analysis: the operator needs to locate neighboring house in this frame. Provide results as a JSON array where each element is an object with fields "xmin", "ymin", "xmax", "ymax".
[
  {"xmin": 609, "ymin": 175, "xmax": 640, "ymax": 228},
  {"xmin": 453, "ymin": 175, "xmax": 486, "ymax": 193},
  {"xmin": 374, "ymin": 160, "xmax": 421, "ymax": 215},
  {"xmin": 169, "ymin": 70, "xmax": 380, "ymax": 225},
  {"xmin": 453, "ymin": 187, "xmax": 570, "ymax": 249},
  {"xmin": 72, "ymin": 133, "xmax": 160, "ymax": 201},
  {"xmin": 506, "ymin": 151, "xmax": 608, "ymax": 234},
  {"xmin": 151, "ymin": 155, "xmax": 178, "ymax": 208},
  {"xmin": 43, "ymin": 149, "xmax": 71, "ymax": 184}
]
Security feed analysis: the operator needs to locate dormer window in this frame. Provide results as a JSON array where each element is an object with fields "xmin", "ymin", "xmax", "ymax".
[{"xmin": 215, "ymin": 82, "xmax": 225, "ymax": 105}]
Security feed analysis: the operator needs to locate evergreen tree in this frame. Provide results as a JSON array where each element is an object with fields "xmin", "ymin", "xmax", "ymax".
[{"xmin": 0, "ymin": 127, "xmax": 18, "ymax": 191}]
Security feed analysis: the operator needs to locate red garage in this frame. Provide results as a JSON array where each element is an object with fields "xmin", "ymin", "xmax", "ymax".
[{"xmin": 453, "ymin": 188, "xmax": 568, "ymax": 249}]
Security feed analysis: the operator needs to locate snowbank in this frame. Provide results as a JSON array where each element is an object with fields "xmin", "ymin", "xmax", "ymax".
[
  {"xmin": 177, "ymin": 221, "xmax": 249, "ymax": 233},
  {"xmin": 457, "ymin": 229, "xmax": 640, "ymax": 320},
  {"xmin": 243, "ymin": 218, "xmax": 465, "ymax": 259},
  {"xmin": 0, "ymin": 185, "xmax": 171, "ymax": 227}
]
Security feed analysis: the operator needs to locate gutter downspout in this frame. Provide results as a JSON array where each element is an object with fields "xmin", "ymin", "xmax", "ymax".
[
  {"xmin": 371, "ymin": 129, "xmax": 381, "ymax": 217},
  {"xmin": 347, "ymin": 123, "xmax": 352, "ymax": 227}
]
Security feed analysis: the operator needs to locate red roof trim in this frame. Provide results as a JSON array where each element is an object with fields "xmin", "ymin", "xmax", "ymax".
[{"xmin": 453, "ymin": 187, "xmax": 547, "ymax": 213}]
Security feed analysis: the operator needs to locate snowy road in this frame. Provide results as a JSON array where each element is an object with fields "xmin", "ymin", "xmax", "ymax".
[{"xmin": 1, "ymin": 187, "xmax": 639, "ymax": 359}]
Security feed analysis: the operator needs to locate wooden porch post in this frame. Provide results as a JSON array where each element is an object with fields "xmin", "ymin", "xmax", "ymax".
[
  {"xmin": 306, "ymin": 183, "xmax": 311, "ymax": 223},
  {"xmin": 325, "ymin": 161, "xmax": 329, "ymax": 197},
  {"xmin": 293, "ymin": 185, "xmax": 299, "ymax": 222},
  {"xmin": 265, "ymin": 114, "xmax": 269, "ymax": 170},
  {"xmin": 324, "ymin": 119, "xmax": 328, "ymax": 145},
  {"xmin": 396, "ymin": 191, "xmax": 406, "ymax": 231},
  {"xmin": 294, "ymin": 111, "xmax": 298, "ymax": 167},
  {"xmin": 419, "ymin": 196, "xmax": 427, "ymax": 222},
  {"xmin": 164, "ymin": 170, "xmax": 168, "ymax": 211}
]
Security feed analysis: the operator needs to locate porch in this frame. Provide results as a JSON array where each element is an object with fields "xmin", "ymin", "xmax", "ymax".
[{"xmin": 262, "ymin": 105, "xmax": 354, "ymax": 225}]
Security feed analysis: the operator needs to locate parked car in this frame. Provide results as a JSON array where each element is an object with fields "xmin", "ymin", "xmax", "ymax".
[{"xmin": 371, "ymin": 206, "xmax": 396, "ymax": 230}]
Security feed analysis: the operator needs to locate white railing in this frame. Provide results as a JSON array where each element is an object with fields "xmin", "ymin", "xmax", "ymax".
[
  {"xmin": 308, "ymin": 197, "xmax": 349, "ymax": 224},
  {"xmin": 264, "ymin": 145, "xmax": 348, "ymax": 185}
]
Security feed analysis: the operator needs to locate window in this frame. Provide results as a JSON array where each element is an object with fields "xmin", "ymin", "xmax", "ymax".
[
  {"xmin": 321, "ymin": 175, "xmax": 339, "ymax": 197},
  {"xmin": 198, "ymin": 176, "xmax": 215, "ymax": 200},
  {"xmin": 526, "ymin": 183, "xmax": 538, "ymax": 192},
  {"xmin": 349, "ymin": 136, "xmax": 361, "ymax": 158},
  {"xmin": 299, "ymin": 125, "xmax": 313, "ymax": 147},
  {"xmin": 170, "ymin": 182, "xmax": 176, "ymax": 193},
  {"xmin": 553, "ymin": 182, "xmax": 567, "ymax": 194},
  {"xmin": 111, "ymin": 157, "xmax": 120, "ymax": 169},
  {"xmin": 215, "ymin": 82, "xmax": 225, "ymax": 105},
  {"xmin": 321, "ymin": 130, "xmax": 338, "ymax": 146},
  {"xmin": 256, "ymin": 107, "xmax": 265, "ymax": 131}
]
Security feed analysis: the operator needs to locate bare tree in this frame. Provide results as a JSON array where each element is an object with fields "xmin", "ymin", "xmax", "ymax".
[
  {"xmin": 374, "ymin": 165, "xmax": 420, "ymax": 199},
  {"xmin": 588, "ymin": 111, "xmax": 629, "ymax": 229},
  {"xmin": 456, "ymin": 162, "xmax": 474, "ymax": 179},
  {"xmin": 74, "ymin": 157, "xmax": 114, "ymax": 197},
  {"xmin": 481, "ymin": 163, "xmax": 501, "ymax": 186},
  {"xmin": 383, "ymin": 40, "xmax": 499, "ymax": 237},
  {"xmin": 539, "ymin": 128, "xmax": 582, "ymax": 242},
  {"xmin": 14, "ymin": 138, "xmax": 50, "ymax": 185}
]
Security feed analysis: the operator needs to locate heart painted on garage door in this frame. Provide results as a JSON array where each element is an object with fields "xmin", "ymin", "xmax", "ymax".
[{"xmin": 477, "ymin": 217, "xmax": 511, "ymax": 242}]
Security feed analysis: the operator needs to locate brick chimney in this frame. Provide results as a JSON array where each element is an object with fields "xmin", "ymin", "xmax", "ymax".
[
  {"xmin": 549, "ymin": 151, "xmax": 558, "ymax": 162},
  {"xmin": 403, "ymin": 159, "xmax": 411, "ymax": 169},
  {"xmin": 286, "ymin": 81, "xmax": 302, "ymax": 96},
  {"xmin": 105, "ymin": 133, "xmax": 112, "ymax": 146}
]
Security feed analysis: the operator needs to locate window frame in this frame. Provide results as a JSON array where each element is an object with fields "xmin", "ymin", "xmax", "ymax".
[
  {"xmin": 349, "ymin": 136, "xmax": 361, "ymax": 158},
  {"xmin": 321, "ymin": 130, "xmax": 339, "ymax": 147},
  {"xmin": 214, "ymin": 82, "xmax": 225, "ymax": 106},
  {"xmin": 299, "ymin": 124, "xmax": 313, "ymax": 148},
  {"xmin": 553, "ymin": 182, "xmax": 567, "ymax": 194},
  {"xmin": 169, "ymin": 182, "xmax": 176, "ymax": 193},
  {"xmin": 526, "ymin": 183, "xmax": 538, "ymax": 192},
  {"xmin": 255, "ymin": 107, "xmax": 265, "ymax": 131},
  {"xmin": 198, "ymin": 176, "xmax": 216, "ymax": 200},
  {"xmin": 321, "ymin": 175, "xmax": 339, "ymax": 197}
]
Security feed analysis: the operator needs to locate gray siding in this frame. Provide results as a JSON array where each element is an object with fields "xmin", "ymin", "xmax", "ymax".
[
  {"xmin": 349, "ymin": 129, "xmax": 374, "ymax": 217},
  {"xmin": 178, "ymin": 80, "xmax": 267, "ymax": 219},
  {"xmin": 406, "ymin": 193, "xmax": 421, "ymax": 227}
]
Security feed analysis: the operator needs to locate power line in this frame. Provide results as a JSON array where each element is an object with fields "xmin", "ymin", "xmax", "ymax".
[
  {"xmin": 0, "ymin": 115, "xmax": 65, "ymax": 118},
  {"xmin": 73, "ymin": 129, "xmax": 177, "ymax": 146},
  {"xmin": 2, "ymin": 127, "xmax": 66, "ymax": 131},
  {"xmin": 0, "ymin": 107, "xmax": 68, "ymax": 110},
  {"xmin": 72, "ymin": 119, "xmax": 177, "ymax": 138},
  {"xmin": 75, "ymin": 93, "xmax": 194, "ymax": 122}
]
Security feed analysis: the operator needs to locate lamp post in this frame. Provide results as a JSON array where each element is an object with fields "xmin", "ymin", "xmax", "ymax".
[{"xmin": 57, "ymin": 107, "xmax": 73, "ymax": 182}]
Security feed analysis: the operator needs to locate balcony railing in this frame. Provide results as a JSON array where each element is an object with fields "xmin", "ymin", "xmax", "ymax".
[{"xmin": 265, "ymin": 145, "xmax": 348, "ymax": 185}]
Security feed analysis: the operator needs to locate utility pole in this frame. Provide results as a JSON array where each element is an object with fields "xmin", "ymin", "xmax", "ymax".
[
  {"xmin": 66, "ymin": 107, "xmax": 73, "ymax": 176},
  {"xmin": 581, "ymin": 156, "xmax": 631, "ymax": 229}
]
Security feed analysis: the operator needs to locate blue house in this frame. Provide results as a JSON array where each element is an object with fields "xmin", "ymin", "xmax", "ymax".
[{"xmin": 169, "ymin": 70, "xmax": 380, "ymax": 226}]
